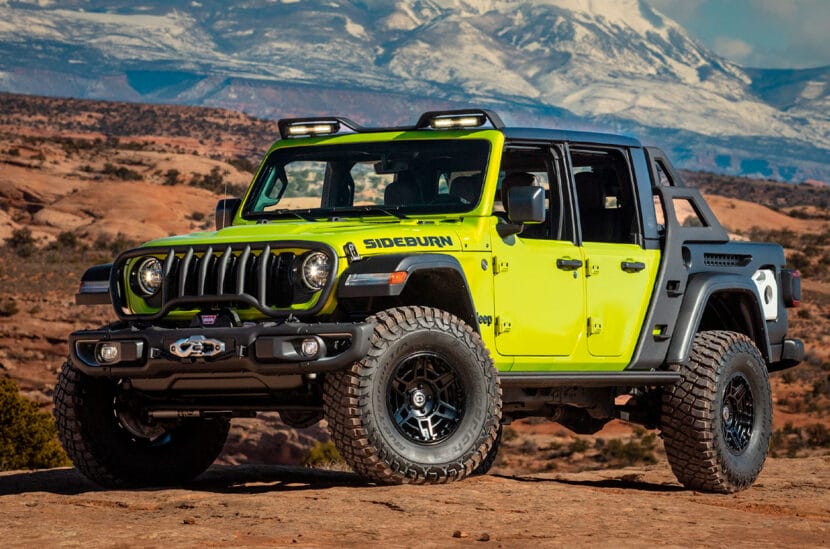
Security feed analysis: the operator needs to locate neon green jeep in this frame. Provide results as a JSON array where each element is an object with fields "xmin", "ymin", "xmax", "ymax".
[{"xmin": 56, "ymin": 110, "xmax": 804, "ymax": 493}]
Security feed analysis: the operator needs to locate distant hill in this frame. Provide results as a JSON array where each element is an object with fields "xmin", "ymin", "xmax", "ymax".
[{"xmin": 0, "ymin": 1, "xmax": 828, "ymax": 182}]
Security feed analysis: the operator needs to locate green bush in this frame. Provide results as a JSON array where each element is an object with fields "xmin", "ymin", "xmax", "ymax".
[
  {"xmin": 101, "ymin": 162, "xmax": 142, "ymax": 181},
  {"xmin": 6, "ymin": 227, "xmax": 36, "ymax": 257},
  {"xmin": 302, "ymin": 441, "xmax": 343, "ymax": 467},
  {"xmin": 163, "ymin": 168, "xmax": 180, "ymax": 186},
  {"xmin": 0, "ymin": 298, "xmax": 18, "ymax": 317},
  {"xmin": 0, "ymin": 377, "xmax": 69, "ymax": 470},
  {"xmin": 600, "ymin": 429, "xmax": 658, "ymax": 465}
]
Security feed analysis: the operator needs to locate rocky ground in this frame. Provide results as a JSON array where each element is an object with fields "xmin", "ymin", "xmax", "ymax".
[{"xmin": 0, "ymin": 456, "xmax": 827, "ymax": 547}]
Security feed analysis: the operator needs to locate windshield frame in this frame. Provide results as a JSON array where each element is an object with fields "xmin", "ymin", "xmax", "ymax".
[{"xmin": 240, "ymin": 133, "xmax": 496, "ymax": 222}]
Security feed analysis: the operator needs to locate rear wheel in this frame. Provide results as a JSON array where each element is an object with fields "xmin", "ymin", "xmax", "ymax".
[
  {"xmin": 661, "ymin": 331, "xmax": 772, "ymax": 493},
  {"xmin": 324, "ymin": 306, "xmax": 501, "ymax": 484},
  {"xmin": 54, "ymin": 361, "xmax": 230, "ymax": 488}
]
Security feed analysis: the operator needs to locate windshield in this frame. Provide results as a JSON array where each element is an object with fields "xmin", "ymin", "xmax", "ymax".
[{"xmin": 242, "ymin": 140, "xmax": 490, "ymax": 219}]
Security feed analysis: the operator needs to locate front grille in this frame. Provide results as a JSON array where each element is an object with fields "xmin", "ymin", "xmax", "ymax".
[
  {"xmin": 165, "ymin": 245, "xmax": 297, "ymax": 307},
  {"xmin": 703, "ymin": 253, "xmax": 752, "ymax": 268},
  {"xmin": 113, "ymin": 242, "xmax": 336, "ymax": 320}
]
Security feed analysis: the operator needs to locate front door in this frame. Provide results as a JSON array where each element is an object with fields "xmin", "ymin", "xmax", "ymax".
[{"xmin": 492, "ymin": 144, "xmax": 586, "ymax": 357}]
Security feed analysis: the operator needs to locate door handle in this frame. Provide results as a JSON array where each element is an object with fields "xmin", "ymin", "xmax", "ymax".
[
  {"xmin": 556, "ymin": 258, "xmax": 583, "ymax": 271},
  {"xmin": 621, "ymin": 261, "xmax": 646, "ymax": 273}
]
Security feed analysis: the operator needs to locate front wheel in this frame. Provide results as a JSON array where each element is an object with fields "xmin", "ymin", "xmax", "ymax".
[
  {"xmin": 661, "ymin": 331, "xmax": 772, "ymax": 493},
  {"xmin": 54, "ymin": 361, "xmax": 230, "ymax": 488},
  {"xmin": 324, "ymin": 307, "xmax": 501, "ymax": 484}
]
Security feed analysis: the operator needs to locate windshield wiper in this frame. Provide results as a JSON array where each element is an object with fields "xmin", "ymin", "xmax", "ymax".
[
  {"xmin": 260, "ymin": 209, "xmax": 318, "ymax": 222},
  {"xmin": 350, "ymin": 206, "xmax": 409, "ymax": 220}
]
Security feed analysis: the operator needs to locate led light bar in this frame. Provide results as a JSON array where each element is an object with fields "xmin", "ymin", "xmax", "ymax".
[
  {"xmin": 415, "ymin": 109, "xmax": 505, "ymax": 131},
  {"xmin": 285, "ymin": 121, "xmax": 340, "ymax": 137},
  {"xmin": 430, "ymin": 115, "xmax": 486, "ymax": 129}
]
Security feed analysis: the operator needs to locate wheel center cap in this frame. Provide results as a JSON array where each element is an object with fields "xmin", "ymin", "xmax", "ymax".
[
  {"xmin": 411, "ymin": 390, "xmax": 427, "ymax": 408},
  {"xmin": 722, "ymin": 405, "xmax": 731, "ymax": 422}
]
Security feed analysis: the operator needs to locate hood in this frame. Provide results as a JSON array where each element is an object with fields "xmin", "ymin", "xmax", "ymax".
[{"xmin": 141, "ymin": 218, "xmax": 476, "ymax": 256}]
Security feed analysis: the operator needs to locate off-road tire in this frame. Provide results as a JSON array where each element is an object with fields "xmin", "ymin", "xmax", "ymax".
[
  {"xmin": 472, "ymin": 423, "xmax": 502, "ymax": 475},
  {"xmin": 661, "ymin": 331, "xmax": 772, "ymax": 493},
  {"xmin": 54, "ymin": 361, "xmax": 230, "ymax": 488},
  {"xmin": 323, "ymin": 306, "xmax": 501, "ymax": 484}
]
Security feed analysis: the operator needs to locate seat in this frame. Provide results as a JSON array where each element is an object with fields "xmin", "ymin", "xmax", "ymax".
[
  {"xmin": 500, "ymin": 172, "xmax": 535, "ymax": 217},
  {"xmin": 384, "ymin": 172, "xmax": 420, "ymax": 206},
  {"xmin": 575, "ymin": 171, "xmax": 619, "ymax": 242},
  {"xmin": 450, "ymin": 175, "xmax": 482, "ymax": 205}
]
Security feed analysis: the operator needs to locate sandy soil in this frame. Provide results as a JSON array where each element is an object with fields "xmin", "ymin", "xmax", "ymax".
[{"xmin": 0, "ymin": 456, "xmax": 827, "ymax": 548}]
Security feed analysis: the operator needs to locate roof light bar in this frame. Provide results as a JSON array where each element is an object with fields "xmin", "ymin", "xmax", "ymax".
[
  {"xmin": 430, "ymin": 115, "xmax": 486, "ymax": 129},
  {"xmin": 276, "ymin": 109, "xmax": 505, "ymax": 139},
  {"xmin": 415, "ymin": 109, "xmax": 505, "ymax": 131},
  {"xmin": 283, "ymin": 121, "xmax": 340, "ymax": 138},
  {"xmin": 277, "ymin": 117, "xmax": 361, "ymax": 139}
]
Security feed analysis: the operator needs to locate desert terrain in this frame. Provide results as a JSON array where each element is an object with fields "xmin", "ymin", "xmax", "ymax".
[
  {"xmin": 0, "ymin": 456, "xmax": 827, "ymax": 548},
  {"xmin": 0, "ymin": 93, "xmax": 828, "ymax": 546}
]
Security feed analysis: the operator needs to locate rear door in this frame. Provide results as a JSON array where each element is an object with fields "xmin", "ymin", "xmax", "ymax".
[{"xmin": 570, "ymin": 146, "xmax": 660, "ymax": 359}]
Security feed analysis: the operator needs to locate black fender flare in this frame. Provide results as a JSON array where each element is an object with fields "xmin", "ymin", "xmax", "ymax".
[
  {"xmin": 76, "ymin": 263, "xmax": 113, "ymax": 305},
  {"xmin": 667, "ymin": 273, "xmax": 770, "ymax": 364},
  {"xmin": 337, "ymin": 253, "xmax": 479, "ymax": 331}
]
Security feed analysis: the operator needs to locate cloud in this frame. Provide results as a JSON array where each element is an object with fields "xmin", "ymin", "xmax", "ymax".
[
  {"xmin": 748, "ymin": 0, "xmax": 830, "ymax": 65},
  {"xmin": 646, "ymin": 0, "xmax": 700, "ymax": 20},
  {"xmin": 712, "ymin": 37, "xmax": 753, "ymax": 64}
]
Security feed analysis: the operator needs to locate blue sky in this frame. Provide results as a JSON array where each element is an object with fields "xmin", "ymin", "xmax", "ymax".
[{"xmin": 649, "ymin": 0, "xmax": 830, "ymax": 68}]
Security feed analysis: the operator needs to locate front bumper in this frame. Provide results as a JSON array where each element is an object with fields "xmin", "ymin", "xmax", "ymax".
[{"xmin": 69, "ymin": 321, "xmax": 374, "ymax": 381}]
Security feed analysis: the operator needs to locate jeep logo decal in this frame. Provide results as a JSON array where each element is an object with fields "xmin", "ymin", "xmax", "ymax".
[{"xmin": 363, "ymin": 236, "xmax": 454, "ymax": 249}]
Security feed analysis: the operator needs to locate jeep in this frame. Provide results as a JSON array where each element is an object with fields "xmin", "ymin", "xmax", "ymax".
[{"xmin": 56, "ymin": 109, "xmax": 804, "ymax": 493}]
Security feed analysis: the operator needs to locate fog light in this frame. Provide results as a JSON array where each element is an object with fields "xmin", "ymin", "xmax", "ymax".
[
  {"xmin": 96, "ymin": 342, "xmax": 120, "ymax": 364},
  {"xmin": 301, "ymin": 338, "xmax": 319, "ymax": 358}
]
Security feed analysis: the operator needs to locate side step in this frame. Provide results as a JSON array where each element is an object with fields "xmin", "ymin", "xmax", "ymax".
[{"xmin": 499, "ymin": 371, "xmax": 681, "ymax": 389}]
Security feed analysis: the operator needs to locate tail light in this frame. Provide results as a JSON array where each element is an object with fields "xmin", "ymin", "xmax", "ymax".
[{"xmin": 781, "ymin": 269, "xmax": 801, "ymax": 307}]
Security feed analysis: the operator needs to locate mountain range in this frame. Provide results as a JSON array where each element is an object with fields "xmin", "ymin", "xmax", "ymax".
[{"xmin": 0, "ymin": 0, "xmax": 827, "ymax": 182}]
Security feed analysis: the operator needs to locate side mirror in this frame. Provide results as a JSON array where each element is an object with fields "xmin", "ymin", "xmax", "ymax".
[
  {"xmin": 215, "ymin": 198, "xmax": 241, "ymax": 230},
  {"xmin": 508, "ymin": 186, "xmax": 546, "ymax": 224},
  {"xmin": 497, "ymin": 186, "xmax": 546, "ymax": 238}
]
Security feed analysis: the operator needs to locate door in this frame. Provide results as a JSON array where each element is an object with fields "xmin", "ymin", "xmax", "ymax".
[
  {"xmin": 492, "ymin": 144, "xmax": 586, "ymax": 357},
  {"xmin": 571, "ymin": 146, "xmax": 659, "ymax": 358}
]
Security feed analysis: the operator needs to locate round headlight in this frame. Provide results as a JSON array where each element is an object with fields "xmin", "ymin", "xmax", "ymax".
[
  {"xmin": 136, "ymin": 257, "xmax": 163, "ymax": 296},
  {"xmin": 300, "ymin": 251, "xmax": 330, "ymax": 291}
]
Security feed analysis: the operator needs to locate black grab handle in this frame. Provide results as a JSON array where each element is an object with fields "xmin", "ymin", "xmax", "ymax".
[{"xmin": 556, "ymin": 258, "xmax": 583, "ymax": 271}]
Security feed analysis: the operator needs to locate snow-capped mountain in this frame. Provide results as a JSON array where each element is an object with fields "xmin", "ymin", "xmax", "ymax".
[{"xmin": 0, "ymin": 0, "xmax": 827, "ymax": 181}]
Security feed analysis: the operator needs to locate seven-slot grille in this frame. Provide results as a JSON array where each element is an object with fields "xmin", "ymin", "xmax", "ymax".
[
  {"xmin": 703, "ymin": 253, "xmax": 752, "ymax": 268},
  {"xmin": 115, "ymin": 243, "xmax": 333, "ymax": 319}
]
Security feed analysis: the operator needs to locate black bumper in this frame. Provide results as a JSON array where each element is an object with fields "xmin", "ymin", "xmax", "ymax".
[
  {"xmin": 69, "ymin": 321, "xmax": 374, "ymax": 380},
  {"xmin": 769, "ymin": 338, "xmax": 806, "ymax": 372}
]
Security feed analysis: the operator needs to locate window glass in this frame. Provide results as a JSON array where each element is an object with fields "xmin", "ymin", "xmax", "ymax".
[
  {"xmin": 496, "ymin": 147, "xmax": 565, "ymax": 240},
  {"xmin": 243, "ymin": 140, "xmax": 490, "ymax": 219},
  {"xmin": 654, "ymin": 160, "xmax": 673, "ymax": 186},
  {"xmin": 571, "ymin": 148, "xmax": 639, "ymax": 244}
]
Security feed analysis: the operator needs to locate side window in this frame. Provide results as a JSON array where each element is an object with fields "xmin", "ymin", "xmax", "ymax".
[
  {"xmin": 654, "ymin": 160, "xmax": 673, "ymax": 186},
  {"xmin": 496, "ymin": 146, "xmax": 568, "ymax": 241},
  {"xmin": 571, "ymin": 148, "xmax": 639, "ymax": 244}
]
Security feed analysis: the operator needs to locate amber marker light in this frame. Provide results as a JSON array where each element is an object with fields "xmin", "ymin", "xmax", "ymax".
[{"xmin": 388, "ymin": 271, "xmax": 408, "ymax": 284}]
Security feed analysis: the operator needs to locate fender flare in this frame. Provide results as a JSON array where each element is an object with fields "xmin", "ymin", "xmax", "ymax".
[
  {"xmin": 75, "ymin": 263, "xmax": 113, "ymax": 305},
  {"xmin": 667, "ymin": 273, "xmax": 770, "ymax": 364},
  {"xmin": 337, "ymin": 253, "xmax": 479, "ymax": 330}
]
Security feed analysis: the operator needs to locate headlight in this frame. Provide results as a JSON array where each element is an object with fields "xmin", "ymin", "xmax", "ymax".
[
  {"xmin": 300, "ymin": 251, "xmax": 330, "ymax": 291},
  {"xmin": 135, "ymin": 257, "xmax": 163, "ymax": 296}
]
